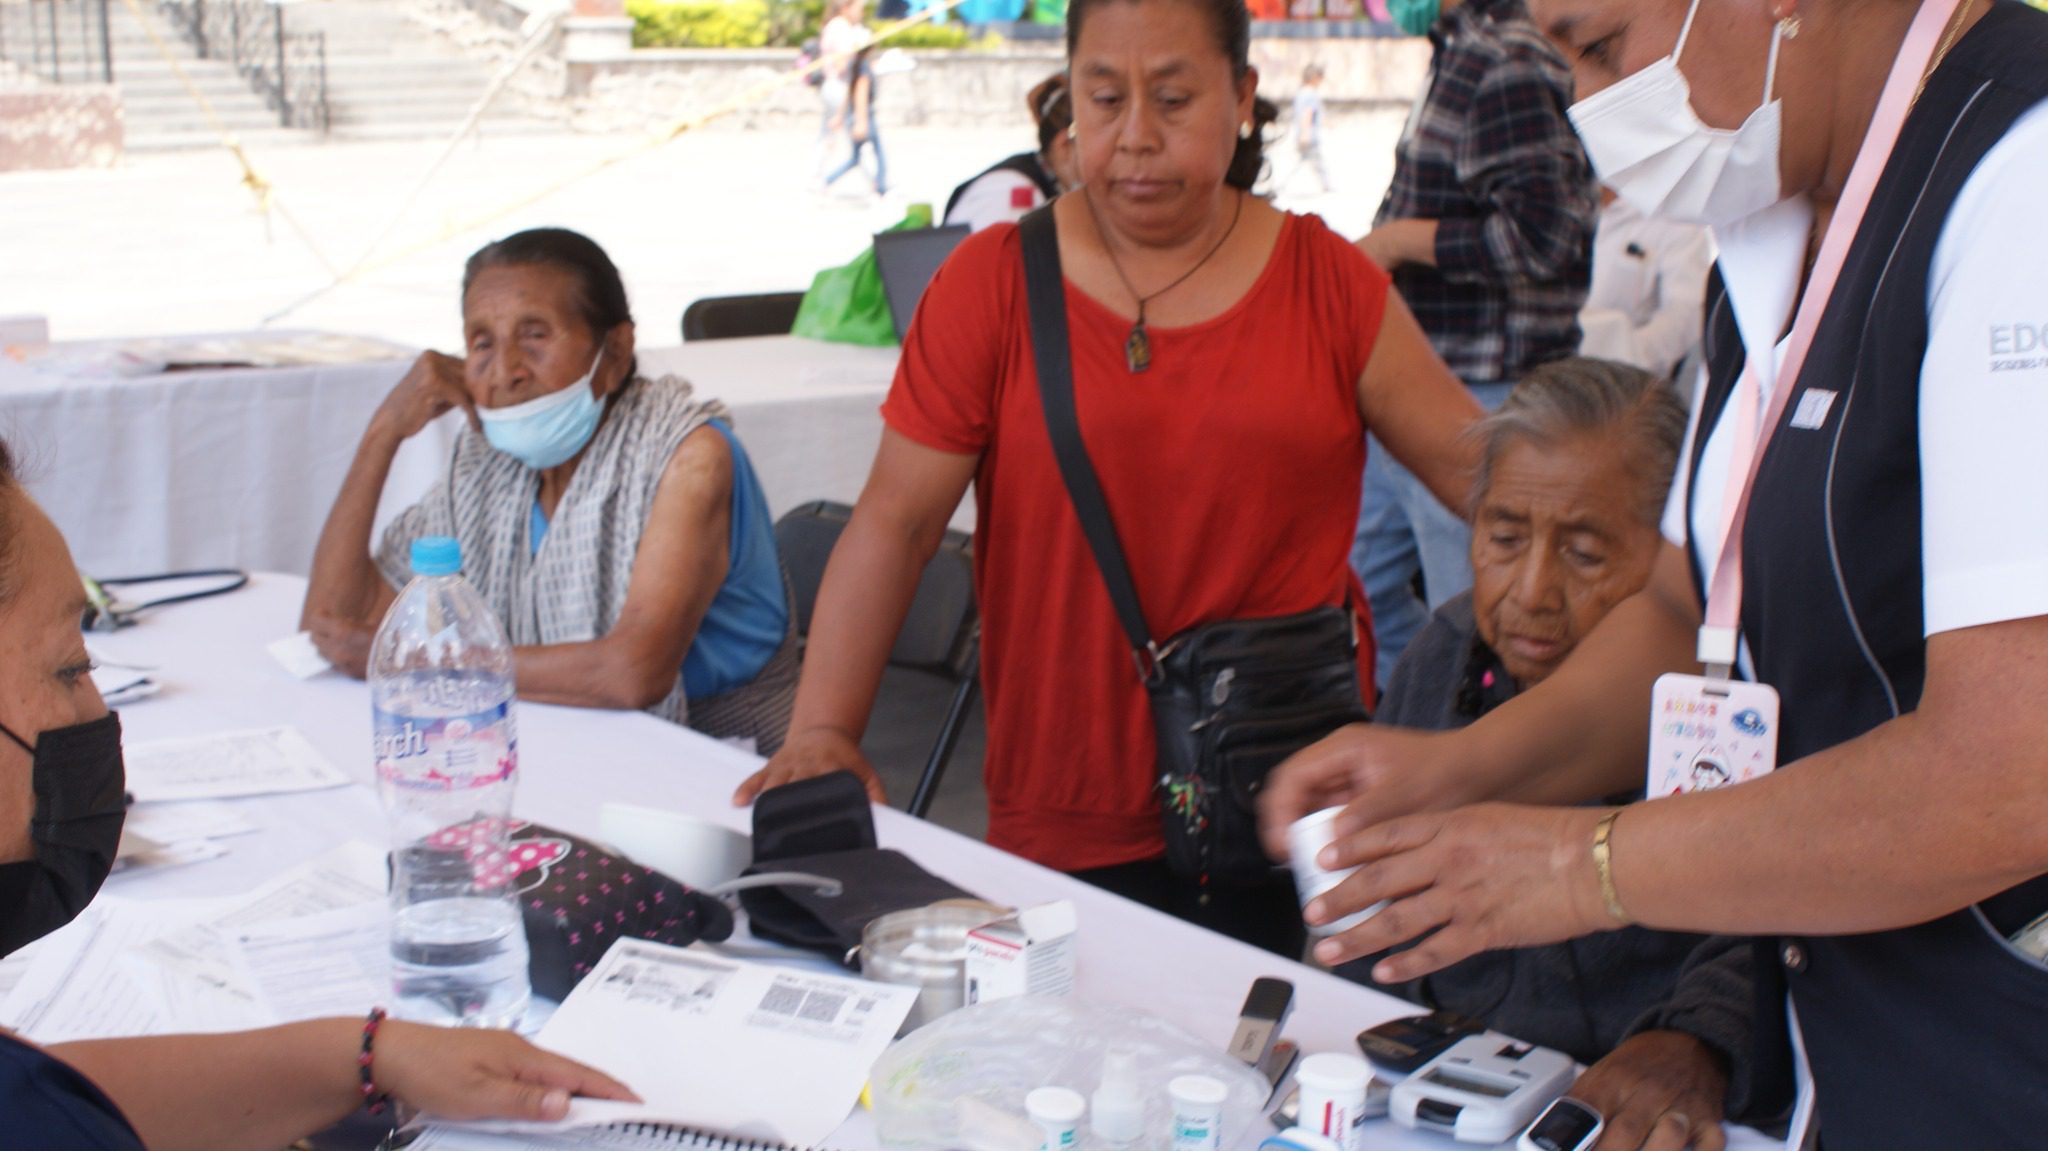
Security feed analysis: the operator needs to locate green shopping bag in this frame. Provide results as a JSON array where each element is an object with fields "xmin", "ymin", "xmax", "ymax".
[
  {"xmin": 791, "ymin": 204, "xmax": 934, "ymax": 347},
  {"xmin": 1030, "ymin": 0, "xmax": 1068, "ymax": 25}
]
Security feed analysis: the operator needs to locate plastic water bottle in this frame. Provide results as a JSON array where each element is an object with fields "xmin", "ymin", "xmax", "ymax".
[{"xmin": 369, "ymin": 536, "xmax": 531, "ymax": 1030}]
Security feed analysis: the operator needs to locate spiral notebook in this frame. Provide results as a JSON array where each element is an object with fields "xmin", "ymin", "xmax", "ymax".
[
  {"xmin": 404, "ymin": 1121, "xmax": 853, "ymax": 1151},
  {"xmin": 415, "ymin": 938, "xmax": 916, "ymax": 1150}
]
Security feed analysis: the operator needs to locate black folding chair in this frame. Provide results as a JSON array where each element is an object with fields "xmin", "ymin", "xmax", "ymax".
[
  {"xmin": 774, "ymin": 501, "xmax": 978, "ymax": 820},
  {"xmin": 680, "ymin": 291, "xmax": 807, "ymax": 342}
]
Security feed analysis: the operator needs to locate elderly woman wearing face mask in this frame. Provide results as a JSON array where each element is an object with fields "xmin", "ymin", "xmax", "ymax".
[
  {"xmin": 1260, "ymin": 0, "xmax": 2048, "ymax": 1146},
  {"xmin": 0, "ymin": 439, "xmax": 636, "ymax": 1150},
  {"xmin": 732, "ymin": 0, "xmax": 1485, "ymax": 957},
  {"xmin": 304, "ymin": 228, "xmax": 799, "ymax": 754}
]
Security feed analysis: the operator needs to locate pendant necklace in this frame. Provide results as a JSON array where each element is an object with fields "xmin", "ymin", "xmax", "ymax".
[{"xmin": 1086, "ymin": 189, "xmax": 1245, "ymax": 374}]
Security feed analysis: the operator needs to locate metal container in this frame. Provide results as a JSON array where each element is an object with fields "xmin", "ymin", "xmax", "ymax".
[{"xmin": 858, "ymin": 902, "xmax": 1003, "ymax": 1035}]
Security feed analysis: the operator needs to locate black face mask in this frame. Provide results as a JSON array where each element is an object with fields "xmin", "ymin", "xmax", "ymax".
[{"xmin": 0, "ymin": 712, "xmax": 126, "ymax": 957}]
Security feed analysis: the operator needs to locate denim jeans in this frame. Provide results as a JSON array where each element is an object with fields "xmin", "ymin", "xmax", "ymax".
[
  {"xmin": 823, "ymin": 127, "xmax": 888, "ymax": 196},
  {"xmin": 813, "ymin": 82, "xmax": 847, "ymax": 178},
  {"xmin": 1353, "ymin": 380, "xmax": 1514, "ymax": 692}
]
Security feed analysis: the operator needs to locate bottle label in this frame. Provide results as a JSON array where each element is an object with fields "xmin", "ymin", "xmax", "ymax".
[
  {"xmin": 374, "ymin": 703, "xmax": 517, "ymax": 790},
  {"xmin": 1169, "ymin": 1119, "xmax": 1218, "ymax": 1151}
]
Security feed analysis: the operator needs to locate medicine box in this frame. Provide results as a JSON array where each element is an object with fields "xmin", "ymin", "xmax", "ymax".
[{"xmin": 964, "ymin": 900, "xmax": 1077, "ymax": 1003}]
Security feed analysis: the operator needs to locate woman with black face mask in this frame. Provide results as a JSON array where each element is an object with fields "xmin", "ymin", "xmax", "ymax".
[{"xmin": 0, "ymin": 437, "xmax": 638, "ymax": 1151}]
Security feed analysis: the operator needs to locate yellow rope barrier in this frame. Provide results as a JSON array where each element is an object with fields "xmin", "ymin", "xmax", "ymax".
[{"xmin": 113, "ymin": 0, "xmax": 339, "ymax": 274}]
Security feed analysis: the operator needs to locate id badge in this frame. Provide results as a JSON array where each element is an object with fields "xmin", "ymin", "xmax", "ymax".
[{"xmin": 1647, "ymin": 673, "xmax": 1780, "ymax": 796}]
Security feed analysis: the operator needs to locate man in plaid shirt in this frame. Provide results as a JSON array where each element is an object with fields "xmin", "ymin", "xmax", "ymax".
[{"xmin": 1352, "ymin": 0, "xmax": 1597, "ymax": 691}]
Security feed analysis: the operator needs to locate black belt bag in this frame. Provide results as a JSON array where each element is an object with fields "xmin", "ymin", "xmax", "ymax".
[
  {"xmin": 1018, "ymin": 206, "xmax": 1369, "ymax": 887},
  {"xmin": 1147, "ymin": 606, "xmax": 1368, "ymax": 883}
]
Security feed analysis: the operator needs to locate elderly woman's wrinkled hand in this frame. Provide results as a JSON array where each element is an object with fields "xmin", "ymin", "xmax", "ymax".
[
  {"xmin": 373, "ymin": 351, "xmax": 475, "ymax": 443},
  {"xmin": 307, "ymin": 613, "xmax": 374, "ymax": 680},
  {"xmin": 732, "ymin": 726, "xmax": 886, "ymax": 807},
  {"xmin": 1256, "ymin": 722, "xmax": 1483, "ymax": 863},
  {"xmin": 1303, "ymin": 801, "xmax": 1615, "ymax": 978},
  {"xmin": 1572, "ymin": 1030, "xmax": 1730, "ymax": 1151}
]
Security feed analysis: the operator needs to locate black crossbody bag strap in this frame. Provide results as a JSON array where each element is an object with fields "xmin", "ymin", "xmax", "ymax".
[{"xmin": 1018, "ymin": 206, "xmax": 1164, "ymax": 681}]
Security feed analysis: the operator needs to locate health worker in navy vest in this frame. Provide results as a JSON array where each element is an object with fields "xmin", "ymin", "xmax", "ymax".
[
  {"xmin": 302, "ymin": 228, "xmax": 800, "ymax": 754},
  {"xmin": 1258, "ymin": 0, "xmax": 2048, "ymax": 1147},
  {"xmin": 943, "ymin": 72, "xmax": 1085, "ymax": 233},
  {"xmin": 0, "ymin": 438, "xmax": 636, "ymax": 1151}
]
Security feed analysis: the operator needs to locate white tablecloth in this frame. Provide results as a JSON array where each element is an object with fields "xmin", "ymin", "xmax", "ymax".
[
  {"xmin": 0, "ymin": 333, "xmax": 922, "ymax": 580},
  {"xmin": 0, "ymin": 334, "xmax": 449, "ymax": 578},
  {"xmin": 75, "ymin": 574, "xmax": 1776, "ymax": 1150}
]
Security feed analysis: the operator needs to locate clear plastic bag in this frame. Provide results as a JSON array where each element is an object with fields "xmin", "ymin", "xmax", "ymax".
[{"xmin": 870, "ymin": 997, "xmax": 1270, "ymax": 1151}]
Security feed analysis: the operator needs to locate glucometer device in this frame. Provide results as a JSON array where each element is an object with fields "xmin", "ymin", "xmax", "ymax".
[
  {"xmin": 1356, "ymin": 1011, "xmax": 1485, "ymax": 1076},
  {"xmin": 1259, "ymin": 1040, "xmax": 1302, "ymax": 1106},
  {"xmin": 1230, "ymin": 977, "xmax": 1296, "ymax": 1068},
  {"xmin": 1390, "ymin": 1034, "xmax": 1575, "ymax": 1144},
  {"xmin": 1518, "ymin": 1097, "xmax": 1604, "ymax": 1151}
]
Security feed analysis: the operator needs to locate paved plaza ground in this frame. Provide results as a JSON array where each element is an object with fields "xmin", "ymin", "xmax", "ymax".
[{"xmin": 0, "ymin": 111, "xmax": 1409, "ymax": 351}]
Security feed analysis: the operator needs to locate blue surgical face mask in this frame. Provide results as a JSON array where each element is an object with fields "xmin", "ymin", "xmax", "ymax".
[{"xmin": 476, "ymin": 351, "xmax": 605, "ymax": 470}]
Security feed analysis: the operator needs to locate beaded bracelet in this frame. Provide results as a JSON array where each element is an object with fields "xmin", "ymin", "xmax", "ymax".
[{"xmin": 358, "ymin": 1007, "xmax": 392, "ymax": 1116}]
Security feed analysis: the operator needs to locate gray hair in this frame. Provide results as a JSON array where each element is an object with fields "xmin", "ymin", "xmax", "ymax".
[{"xmin": 1468, "ymin": 357, "xmax": 1688, "ymax": 527}]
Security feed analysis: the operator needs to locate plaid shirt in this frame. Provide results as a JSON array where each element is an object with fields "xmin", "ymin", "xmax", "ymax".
[{"xmin": 1375, "ymin": 0, "xmax": 1597, "ymax": 384}]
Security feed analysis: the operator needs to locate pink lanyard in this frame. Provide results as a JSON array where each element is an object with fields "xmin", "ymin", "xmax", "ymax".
[{"xmin": 1697, "ymin": 0, "xmax": 1966, "ymax": 674}]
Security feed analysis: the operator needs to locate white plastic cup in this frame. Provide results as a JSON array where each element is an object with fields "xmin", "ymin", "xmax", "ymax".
[
  {"xmin": 1168, "ymin": 1075, "xmax": 1228, "ymax": 1151},
  {"xmin": 1025, "ymin": 1086, "xmax": 1086, "ymax": 1151},
  {"xmin": 1295, "ymin": 1052, "xmax": 1371, "ymax": 1151},
  {"xmin": 597, "ymin": 803, "xmax": 751, "ymax": 890},
  {"xmin": 1287, "ymin": 807, "xmax": 1388, "ymax": 937}
]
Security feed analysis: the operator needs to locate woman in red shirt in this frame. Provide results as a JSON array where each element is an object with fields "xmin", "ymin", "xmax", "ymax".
[{"xmin": 737, "ymin": 0, "xmax": 1480, "ymax": 953}]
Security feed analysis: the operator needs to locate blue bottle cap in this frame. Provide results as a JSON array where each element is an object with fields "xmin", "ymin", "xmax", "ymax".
[{"xmin": 410, "ymin": 536, "xmax": 462, "ymax": 577}]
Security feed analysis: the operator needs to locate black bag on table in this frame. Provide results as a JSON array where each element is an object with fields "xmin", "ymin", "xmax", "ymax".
[
  {"xmin": 735, "ymin": 773, "xmax": 984, "ymax": 966},
  {"xmin": 1016, "ymin": 206, "xmax": 1372, "ymax": 887}
]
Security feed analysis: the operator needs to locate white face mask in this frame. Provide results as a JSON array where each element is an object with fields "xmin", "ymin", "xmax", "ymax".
[{"xmin": 1567, "ymin": 0, "xmax": 1786, "ymax": 227}]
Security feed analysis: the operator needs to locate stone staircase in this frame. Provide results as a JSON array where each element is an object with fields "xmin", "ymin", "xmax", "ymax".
[
  {"xmin": 1, "ymin": 0, "xmax": 307, "ymax": 150},
  {"xmin": 0, "ymin": 0, "xmax": 558, "ymax": 150},
  {"xmin": 289, "ymin": 0, "xmax": 559, "ymax": 142}
]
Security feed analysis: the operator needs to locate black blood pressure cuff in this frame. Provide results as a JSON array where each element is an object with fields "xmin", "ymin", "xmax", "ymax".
[{"xmin": 736, "ymin": 773, "xmax": 983, "ymax": 965}]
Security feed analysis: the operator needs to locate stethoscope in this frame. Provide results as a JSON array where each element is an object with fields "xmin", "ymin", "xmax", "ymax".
[{"xmin": 81, "ymin": 569, "xmax": 249, "ymax": 632}]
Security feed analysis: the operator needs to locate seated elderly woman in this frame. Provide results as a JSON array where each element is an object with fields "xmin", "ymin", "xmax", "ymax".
[
  {"xmin": 1379, "ymin": 356, "xmax": 1682, "ymax": 719},
  {"xmin": 0, "ymin": 437, "xmax": 633, "ymax": 1149},
  {"xmin": 1352, "ymin": 358, "xmax": 1766, "ymax": 1139},
  {"xmin": 303, "ymin": 228, "xmax": 798, "ymax": 752}
]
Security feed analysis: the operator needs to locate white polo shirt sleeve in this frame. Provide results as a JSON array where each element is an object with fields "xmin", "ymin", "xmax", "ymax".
[
  {"xmin": 1665, "ymin": 100, "xmax": 2048, "ymax": 640},
  {"xmin": 1919, "ymin": 99, "xmax": 2048, "ymax": 636},
  {"xmin": 942, "ymin": 170, "xmax": 1044, "ymax": 234}
]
